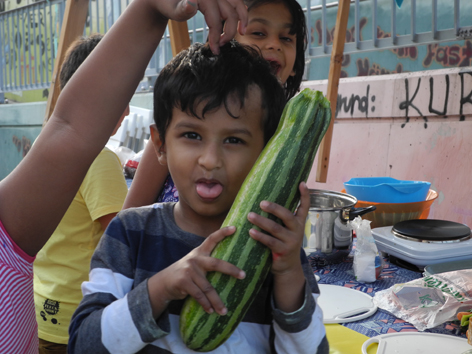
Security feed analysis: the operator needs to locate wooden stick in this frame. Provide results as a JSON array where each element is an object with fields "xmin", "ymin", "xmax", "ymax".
[
  {"xmin": 168, "ymin": 20, "xmax": 191, "ymax": 57},
  {"xmin": 43, "ymin": 0, "xmax": 90, "ymax": 125},
  {"xmin": 315, "ymin": 0, "xmax": 351, "ymax": 182}
]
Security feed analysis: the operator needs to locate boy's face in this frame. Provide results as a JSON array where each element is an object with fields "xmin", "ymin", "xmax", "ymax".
[
  {"xmin": 152, "ymin": 87, "xmax": 266, "ymax": 235},
  {"xmin": 234, "ymin": 2, "xmax": 297, "ymax": 86}
]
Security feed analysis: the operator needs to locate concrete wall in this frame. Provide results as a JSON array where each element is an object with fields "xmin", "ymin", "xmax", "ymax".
[
  {"xmin": 303, "ymin": 67, "xmax": 472, "ymax": 227},
  {"xmin": 0, "ymin": 93, "xmax": 154, "ymax": 181},
  {"xmin": 0, "ymin": 102, "xmax": 46, "ymax": 180}
]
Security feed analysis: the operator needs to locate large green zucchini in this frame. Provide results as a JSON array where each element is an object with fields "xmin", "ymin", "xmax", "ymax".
[{"xmin": 179, "ymin": 88, "xmax": 331, "ymax": 351}]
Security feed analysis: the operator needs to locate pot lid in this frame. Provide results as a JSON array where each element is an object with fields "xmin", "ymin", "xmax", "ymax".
[{"xmin": 392, "ymin": 219, "xmax": 472, "ymax": 243}]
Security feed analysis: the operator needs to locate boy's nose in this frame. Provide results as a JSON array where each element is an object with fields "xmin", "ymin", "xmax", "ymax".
[{"xmin": 198, "ymin": 144, "xmax": 222, "ymax": 171}]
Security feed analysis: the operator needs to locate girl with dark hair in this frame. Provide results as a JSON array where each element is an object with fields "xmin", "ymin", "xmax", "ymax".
[{"xmin": 235, "ymin": 0, "xmax": 307, "ymax": 101}]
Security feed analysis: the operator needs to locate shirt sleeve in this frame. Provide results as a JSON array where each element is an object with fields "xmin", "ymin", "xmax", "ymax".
[
  {"xmin": 68, "ymin": 217, "xmax": 168, "ymax": 354},
  {"xmin": 271, "ymin": 250, "xmax": 328, "ymax": 354},
  {"xmin": 80, "ymin": 148, "xmax": 128, "ymax": 221}
]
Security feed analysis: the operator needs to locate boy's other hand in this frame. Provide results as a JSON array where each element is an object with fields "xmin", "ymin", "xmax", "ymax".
[
  {"xmin": 147, "ymin": 226, "xmax": 245, "ymax": 318},
  {"xmin": 158, "ymin": 0, "xmax": 247, "ymax": 55},
  {"xmin": 247, "ymin": 182, "xmax": 310, "ymax": 275}
]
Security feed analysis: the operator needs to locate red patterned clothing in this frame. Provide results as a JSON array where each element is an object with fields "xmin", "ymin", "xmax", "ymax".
[{"xmin": 0, "ymin": 220, "xmax": 38, "ymax": 354}]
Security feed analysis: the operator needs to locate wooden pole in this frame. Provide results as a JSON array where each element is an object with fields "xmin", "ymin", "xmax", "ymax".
[
  {"xmin": 315, "ymin": 0, "xmax": 351, "ymax": 182},
  {"xmin": 43, "ymin": 0, "xmax": 90, "ymax": 125},
  {"xmin": 168, "ymin": 20, "xmax": 191, "ymax": 56}
]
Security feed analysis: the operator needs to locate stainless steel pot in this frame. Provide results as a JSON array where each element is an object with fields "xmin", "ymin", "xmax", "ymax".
[{"xmin": 305, "ymin": 189, "xmax": 376, "ymax": 254}]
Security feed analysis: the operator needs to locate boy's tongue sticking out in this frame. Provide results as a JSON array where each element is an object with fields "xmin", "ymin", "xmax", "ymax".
[{"xmin": 196, "ymin": 181, "xmax": 223, "ymax": 199}]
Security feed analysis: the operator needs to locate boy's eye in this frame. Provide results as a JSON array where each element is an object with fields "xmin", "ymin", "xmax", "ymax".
[
  {"xmin": 184, "ymin": 132, "xmax": 201, "ymax": 140},
  {"xmin": 225, "ymin": 137, "xmax": 243, "ymax": 144},
  {"xmin": 281, "ymin": 36, "xmax": 293, "ymax": 42}
]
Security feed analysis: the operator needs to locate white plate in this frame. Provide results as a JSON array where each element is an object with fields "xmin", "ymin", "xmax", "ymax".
[
  {"xmin": 362, "ymin": 332, "xmax": 471, "ymax": 354},
  {"xmin": 318, "ymin": 284, "xmax": 377, "ymax": 324}
]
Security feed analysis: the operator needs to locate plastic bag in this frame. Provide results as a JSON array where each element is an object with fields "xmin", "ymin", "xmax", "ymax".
[
  {"xmin": 373, "ymin": 269, "xmax": 472, "ymax": 331},
  {"xmin": 123, "ymin": 149, "xmax": 144, "ymax": 179},
  {"xmin": 113, "ymin": 146, "xmax": 135, "ymax": 167},
  {"xmin": 350, "ymin": 216, "xmax": 382, "ymax": 282}
]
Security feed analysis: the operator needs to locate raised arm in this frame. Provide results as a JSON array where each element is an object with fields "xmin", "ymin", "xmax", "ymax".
[{"xmin": 0, "ymin": 0, "xmax": 247, "ymax": 256}]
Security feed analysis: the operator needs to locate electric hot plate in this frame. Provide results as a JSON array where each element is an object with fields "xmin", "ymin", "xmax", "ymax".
[{"xmin": 372, "ymin": 219, "xmax": 472, "ymax": 270}]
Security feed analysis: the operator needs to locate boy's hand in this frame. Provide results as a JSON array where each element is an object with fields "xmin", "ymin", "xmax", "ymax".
[
  {"xmin": 247, "ymin": 182, "xmax": 310, "ymax": 274},
  {"xmin": 147, "ymin": 226, "xmax": 245, "ymax": 318},
  {"xmin": 158, "ymin": 0, "xmax": 248, "ymax": 54}
]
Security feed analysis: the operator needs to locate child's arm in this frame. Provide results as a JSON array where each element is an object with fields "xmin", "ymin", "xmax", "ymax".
[
  {"xmin": 0, "ymin": 0, "xmax": 247, "ymax": 257},
  {"xmin": 122, "ymin": 140, "xmax": 168, "ymax": 209},
  {"xmin": 69, "ymin": 215, "xmax": 244, "ymax": 353},
  {"xmin": 247, "ymin": 182, "xmax": 327, "ymax": 353}
]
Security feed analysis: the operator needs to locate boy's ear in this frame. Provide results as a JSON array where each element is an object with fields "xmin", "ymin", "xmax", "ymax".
[{"xmin": 150, "ymin": 124, "xmax": 167, "ymax": 165}]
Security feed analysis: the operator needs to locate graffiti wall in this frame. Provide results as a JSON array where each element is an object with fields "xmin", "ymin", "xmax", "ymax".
[
  {"xmin": 305, "ymin": 0, "xmax": 472, "ymax": 81},
  {"xmin": 325, "ymin": 68, "xmax": 472, "ymax": 123},
  {"xmin": 0, "ymin": 0, "xmax": 62, "ymax": 94},
  {"xmin": 0, "ymin": 0, "xmax": 116, "ymax": 102},
  {"xmin": 303, "ymin": 67, "xmax": 472, "ymax": 227}
]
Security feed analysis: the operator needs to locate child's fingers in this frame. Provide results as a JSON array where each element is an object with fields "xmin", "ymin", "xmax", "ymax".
[
  {"xmin": 295, "ymin": 182, "xmax": 310, "ymax": 220},
  {"xmin": 248, "ymin": 226, "xmax": 282, "ymax": 252},
  {"xmin": 200, "ymin": 255, "xmax": 246, "ymax": 281},
  {"xmin": 198, "ymin": 0, "xmax": 224, "ymax": 53},
  {"xmin": 229, "ymin": 0, "xmax": 248, "ymax": 34},
  {"xmin": 187, "ymin": 275, "xmax": 226, "ymax": 315},
  {"xmin": 159, "ymin": 0, "xmax": 198, "ymax": 22},
  {"xmin": 199, "ymin": 0, "xmax": 241, "ymax": 54},
  {"xmin": 191, "ymin": 257, "xmax": 245, "ymax": 314},
  {"xmin": 247, "ymin": 209, "xmax": 287, "ymax": 240},
  {"xmin": 220, "ymin": 0, "xmax": 248, "ymax": 40},
  {"xmin": 199, "ymin": 226, "xmax": 236, "ymax": 254},
  {"xmin": 258, "ymin": 182, "xmax": 310, "ymax": 232}
]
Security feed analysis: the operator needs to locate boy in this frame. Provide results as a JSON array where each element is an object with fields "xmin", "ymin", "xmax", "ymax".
[
  {"xmin": 0, "ymin": 0, "xmax": 247, "ymax": 353},
  {"xmin": 68, "ymin": 42, "xmax": 328, "ymax": 353},
  {"xmin": 34, "ymin": 34, "xmax": 129, "ymax": 354}
]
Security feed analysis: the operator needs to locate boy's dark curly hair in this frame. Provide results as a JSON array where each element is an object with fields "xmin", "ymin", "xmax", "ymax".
[
  {"xmin": 59, "ymin": 34, "xmax": 103, "ymax": 89},
  {"xmin": 153, "ymin": 41, "xmax": 286, "ymax": 145},
  {"xmin": 244, "ymin": 0, "xmax": 307, "ymax": 100}
]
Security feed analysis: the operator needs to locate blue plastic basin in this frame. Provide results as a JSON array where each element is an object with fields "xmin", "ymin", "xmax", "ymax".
[{"xmin": 344, "ymin": 177, "xmax": 431, "ymax": 203}]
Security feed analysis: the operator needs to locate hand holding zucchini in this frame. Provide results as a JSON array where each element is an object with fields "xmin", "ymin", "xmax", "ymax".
[{"xmin": 179, "ymin": 88, "xmax": 332, "ymax": 352}]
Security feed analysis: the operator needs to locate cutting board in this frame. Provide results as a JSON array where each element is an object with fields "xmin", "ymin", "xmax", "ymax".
[
  {"xmin": 362, "ymin": 332, "xmax": 471, "ymax": 354},
  {"xmin": 318, "ymin": 284, "xmax": 377, "ymax": 323}
]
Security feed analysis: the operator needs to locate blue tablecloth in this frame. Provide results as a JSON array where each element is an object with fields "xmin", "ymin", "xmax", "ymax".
[{"xmin": 309, "ymin": 250, "xmax": 466, "ymax": 339}]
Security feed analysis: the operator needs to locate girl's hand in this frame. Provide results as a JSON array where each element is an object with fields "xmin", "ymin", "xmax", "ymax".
[
  {"xmin": 147, "ymin": 226, "xmax": 245, "ymax": 318},
  {"xmin": 247, "ymin": 182, "xmax": 310, "ymax": 275},
  {"xmin": 159, "ymin": 0, "xmax": 248, "ymax": 54}
]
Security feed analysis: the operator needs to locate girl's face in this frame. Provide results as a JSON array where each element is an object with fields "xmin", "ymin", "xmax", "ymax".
[{"xmin": 234, "ymin": 2, "xmax": 297, "ymax": 85}]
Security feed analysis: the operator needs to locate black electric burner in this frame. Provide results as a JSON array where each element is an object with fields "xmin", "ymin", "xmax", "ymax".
[
  {"xmin": 372, "ymin": 220, "xmax": 472, "ymax": 270},
  {"xmin": 392, "ymin": 219, "xmax": 472, "ymax": 243}
]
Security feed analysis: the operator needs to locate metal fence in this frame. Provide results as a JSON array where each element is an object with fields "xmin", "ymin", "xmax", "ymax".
[
  {"xmin": 0, "ymin": 0, "xmax": 65, "ymax": 94},
  {"xmin": 1, "ymin": 0, "xmax": 471, "ymax": 101},
  {"xmin": 305, "ymin": 0, "xmax": 472, "ymax": 58}
]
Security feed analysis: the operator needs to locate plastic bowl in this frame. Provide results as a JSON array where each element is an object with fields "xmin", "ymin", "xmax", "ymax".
[
  {"xmin": 341, "ymin": 189, "xmax": 438, "ymax": 229},
  {"xmin": 344, "ymin": 177, "xmax": 431, "ymax": 203}
]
